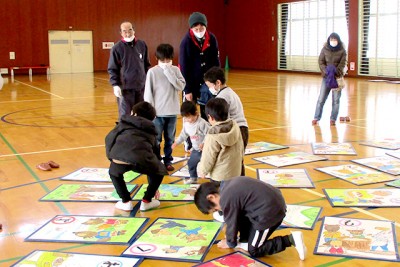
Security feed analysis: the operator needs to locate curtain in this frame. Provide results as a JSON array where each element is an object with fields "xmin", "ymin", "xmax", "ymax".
[
  {"xmin": 279, "ymin": 4, "xmax": 289, "ymax": 69},
  {"xmin": 360, "ymin": 0, "xmax": 370, "ymax": 74}
]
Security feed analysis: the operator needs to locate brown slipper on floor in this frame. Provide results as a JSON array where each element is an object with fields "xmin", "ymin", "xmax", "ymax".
[
  {"xmin": 36, "ymin": 163, "xmax": 52, "ymax": 171},
  {"xmin": 48, "ymin": 161, "xmax": 60, "ymax": 168}
]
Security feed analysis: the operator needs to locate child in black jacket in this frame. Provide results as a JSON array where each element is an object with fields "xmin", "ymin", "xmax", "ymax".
[
  {"xmin": 105, "ymin": 101, "xmax": 168, "ymax": 211},
  {"xmin": 194, "ymin": 176, "xmax": 306, "ymax": 260}
]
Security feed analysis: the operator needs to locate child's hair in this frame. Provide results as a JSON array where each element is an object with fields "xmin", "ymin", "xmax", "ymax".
[
  {"xmin": 205, "ymin": 98, "xmax": 229, "ymax": 121},
  {"xmin": 155, "ymin": 43, "xmax": 174, "ymax": 60},
  {"xmin": 180, "ymin": 101, "xmax": 197, "ymax": 117},
  {"xmin": 131, "ymin": 101, "xmax": 156, "ymax": 121},
  {"xmin": 194, "ymin": 182, "xmax": 220, "ymax": 214},
  {"xmin": 204, "ymin": 66, "xmax": 226, "ymax": 84}
]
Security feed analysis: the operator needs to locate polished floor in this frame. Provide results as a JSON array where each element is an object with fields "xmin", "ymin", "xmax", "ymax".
[{"xmin": 0, "ymin": 70, "xmax": 399, "ymax": 266}]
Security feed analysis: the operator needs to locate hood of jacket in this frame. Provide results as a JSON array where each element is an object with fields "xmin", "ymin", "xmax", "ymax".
[{"xmin": 207, "ymin": 119, "xmax": 241, "ymax": 147}]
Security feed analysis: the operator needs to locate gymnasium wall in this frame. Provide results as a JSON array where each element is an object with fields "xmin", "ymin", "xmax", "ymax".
[{"xmin": 0, "ymin": 0, "xmax": 360, "ymax": 76}]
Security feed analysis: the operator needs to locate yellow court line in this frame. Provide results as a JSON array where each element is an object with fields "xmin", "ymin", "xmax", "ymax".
[{"xmin": 15, "ymin": 80, "xmax": 64, "ymax": 99}]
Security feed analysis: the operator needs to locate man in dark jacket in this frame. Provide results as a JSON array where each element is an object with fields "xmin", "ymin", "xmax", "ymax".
[
  {"xmin": 179, "ymin": 12, "xmax": 220, "ymax": 120},
  {"xmin": 194, "ymin": 176, "xmax": 306, "ymax": 260},
  {"xmin": 108, "ymin": 21, "xmax": 151, "ymax": 121},
  {"xmin": 105, "ymin": 101, "xmax": 167, "ymax": 211}
]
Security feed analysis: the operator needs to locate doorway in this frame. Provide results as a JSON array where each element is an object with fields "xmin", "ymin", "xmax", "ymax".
[{"xmin": 48, "ymin": 31, "xmax": 93, "ymax": 74}]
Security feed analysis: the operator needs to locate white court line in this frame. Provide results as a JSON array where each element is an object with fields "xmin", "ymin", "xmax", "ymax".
[
  {"xmin": 15, "ymin": 80, "xmax": 64, "ymax": 99},
  {"xmin": 245, "ymin": 166, "xmax": 400, "ymax": 228},
  {"xmin": 0, "ymin": 145, "xmax": 104, "ymax": 158},
  {"xmin": 249, "ymin": 126, "xmax": 291, "ymax": 132}
]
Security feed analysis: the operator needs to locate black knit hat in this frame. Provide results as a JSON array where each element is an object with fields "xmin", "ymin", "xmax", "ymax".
[
  {"xmin": 328, "ymin": 32, "xmax": 341, "ymax": 43},
  {"xmin": 189, "ymin": 12, "xmax": 207, "ymax": 28}
]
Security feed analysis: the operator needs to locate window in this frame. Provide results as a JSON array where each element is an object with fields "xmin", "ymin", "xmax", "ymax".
[
  {"xmin": 359, "ymin": 0, "xmax": 400, "ymax": 77},
  {"xmin": 278, "ymin": 0, "xmax": 348, "ymax": 72}
]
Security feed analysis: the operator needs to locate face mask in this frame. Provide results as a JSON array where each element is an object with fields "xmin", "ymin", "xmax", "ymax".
[
  {"xmin": 193, "ymin": 30, "xmax": 206, "ymax": 39},
  {"xmin": 330, "ymin": 40, "xmax": 338, "ymax": 47},
  {"xmin": 209, "ymin": 86, "xmax": 218, "ymax": 95},
  {"xmin": 158, "ymin": 60, "xmax": 172, "ymax": 69},
  {"xmin": 123, "ymin": 36, "xmax": 135, "ymax": 42}
]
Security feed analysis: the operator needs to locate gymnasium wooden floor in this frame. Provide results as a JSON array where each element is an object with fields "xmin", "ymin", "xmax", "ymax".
[{"xmin": 0, "ymin": 70, "xmax": 399, "ymax": 266}]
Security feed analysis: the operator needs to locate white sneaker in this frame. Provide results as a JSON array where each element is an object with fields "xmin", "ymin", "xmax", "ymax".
[
  {"xmin": 140, "ymin": 199, "xmax": 160, "ymax": 211},
  {"xmin": 291, "ymin": 231, "xmax": 306, "ymax": 260},
  {"xmin": 235, "ymin": 242, "xmax": 248, "ymax": 251},
  {"xmin": 184, "ymin": 178, "xmax": 197, "ymax": 184},
  {"xmin": 115, "ymin": 200, "xmax": 133, "ymax": 211},
  {"xmin": 213, "ymin": 211, "xmax": 225, "ymax": 222}
]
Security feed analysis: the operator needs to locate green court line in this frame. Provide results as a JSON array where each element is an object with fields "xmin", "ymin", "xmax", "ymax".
[
  {"xmin": 0, "ymin": 132, "xmax": 69, "ymax": 213},
  {"xmin": 315, "ymin": 258, "xmax": 354, "ymax": 267}
]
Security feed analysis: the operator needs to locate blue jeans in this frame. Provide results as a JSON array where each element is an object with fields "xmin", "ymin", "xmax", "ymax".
[
  {"xmin": 313, "ymin": 78, "xmax": 342, "ymax": 121},
  {"xmin": 188, "ymin": 150, "xmax": 202, "ymax": 178},
  {"xmin": 154, "ymin": 116, "xmax": 177, "ymax": 165}
]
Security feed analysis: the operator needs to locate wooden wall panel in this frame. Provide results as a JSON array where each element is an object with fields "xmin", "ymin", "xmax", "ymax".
[
  {"xmin": 0, "ymin": 0, "xmax": 361, "ymax": 76},
  {"xmin": 0, "ymin": 0, "xmax": 225, "ymax": 72}
]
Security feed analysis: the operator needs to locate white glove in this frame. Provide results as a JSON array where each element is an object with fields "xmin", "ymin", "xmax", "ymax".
[{"xmin": 113, "ymin": 86, "xmax": 122, "ymax": 98}]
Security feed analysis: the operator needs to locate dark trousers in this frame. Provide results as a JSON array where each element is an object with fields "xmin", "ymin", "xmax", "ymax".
[
  {"xmin": 109, "ymin": 161, "xmax": 163, "ymax": 202},
  {"xmin": 240, "ymin": 126, "xmax": 249, "ymax": 176},
  {"xmin": 238, "ymin": 216, "xmax": 292, "ymax": 257},
  {"xmin": 117, "ymin": 88, "xmax": 144, "ymax": 120},
  {"xmin": 188, "ymin": 150, "xmax": 202, "ymax": 178}
]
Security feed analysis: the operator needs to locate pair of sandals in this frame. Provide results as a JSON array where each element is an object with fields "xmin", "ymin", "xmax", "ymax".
[{"xmin": 36, "ymin": 161, "xmax": 60, "ymax": 171}]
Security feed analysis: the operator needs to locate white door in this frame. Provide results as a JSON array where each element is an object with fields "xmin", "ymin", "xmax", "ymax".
[{"xmin": 48, "ymin": 31, "xmax": 93, "ymax": 73}]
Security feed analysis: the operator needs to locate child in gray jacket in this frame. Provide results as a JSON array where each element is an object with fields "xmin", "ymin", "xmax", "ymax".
[{"xmin": 172, "ymin": 101, "xmax": 209, "ymax": 184}]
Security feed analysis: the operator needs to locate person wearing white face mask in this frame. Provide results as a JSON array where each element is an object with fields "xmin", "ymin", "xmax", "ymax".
[
  {"xmin": 179, "ymin": 12, "xmax": 220, "ymax": 154},
  {"xmin": 179, "ymin": 12, "xmax": 220, "ymax": 121},
  {"xmin": 204, "ymin": 67, "xmax": 249, "ymax": 176},
  {"xmin": 312, "ymin": 32, "xmax": 347, "ymax": 126},
  {"xmin": 108, "ymin": 21, "xmax": 151, "ymax": 121},
  {"xmin": 144, "ymin": 44, "xmax": 186, "ymax": 171}
]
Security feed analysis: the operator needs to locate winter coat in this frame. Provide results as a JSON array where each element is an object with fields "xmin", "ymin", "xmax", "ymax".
[
  {"xmin": 108, "ymin": 39, "xmax": 151, "ymax": 90},
  {"xmin": 179, "ymin": 30, "xmax": 220, "ymax": 99},
  {"xmin": 318, "ymin": 43, "xmax": 347, "ymax": 78},
  {"xmin": 198, "ymin": 119, "xmax": 244, "ymax": 181},
  {"xmin": 105, "ymin": 115, "xmax": 168, "ymax": 175}
]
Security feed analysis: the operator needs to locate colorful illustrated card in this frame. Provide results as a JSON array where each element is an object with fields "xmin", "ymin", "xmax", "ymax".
[
  {"xmin": 281, "ymin": 204, "xmax": 322, "ymax": 230},
  {"xmin": 387, "ymin": 151, "xmax": 400, "ymax": 160},
  {"xmin": 25, "ymin": 215, "xmax": 148, "ymax": 244},
  {"xmin": 314, "ymin": 216, "xmax": 399, "ymax": 262},
  {"xmin": 40, "ymin": 184, "xmax": 137, "ymax": 202},
  {"xmin": 193, "ymin": 251, "xmax": 272, "ymax": 266},
  {"xmin": 386, "ymin": 179, "xmax": 400, "ymax": 188},
  {"xmin": 60, "ymin": 167, "xmax": 140, "ymax": 182},
  {"xmin": 323, "ymin": 188, "xmax": 400, "ymax": 207},
  {"xmin": 312, "ymin": 142, "xmax": 357, "ymax": 155},
  {"xmin": 253, "ymin": 151, "xmax": 327, "ymax": 167},
  {"xmin": 351, "ymin": 156, "xmax": 400, "ymax": 176},
  {"xmin": 359, "ymin": 139, "xmax": 400, "ymax": 150},
  {"xmin": 11, "ymin": 250, "xmax": 143, "ymax": 267},
  {"xmin": 257, "ymin": 168, "xmax": 314, "ymax": 188},
  {"xmin": 132, "ymin": 184, "xmax": 199, "ymax": 201},
  {"xmin": 171, "ymin": 164, "xmax": 211, "ymax": 178},
  {"xmin": 316, "ymin": 164, "xmax": 396, "ymax": 185},
  {"xmin": 122, "ymin": 218, "xmax": 223, "ymax": 262},
  {"xmin": 245, "ymin": 141, "xmax": 288, "ymax": 155}
]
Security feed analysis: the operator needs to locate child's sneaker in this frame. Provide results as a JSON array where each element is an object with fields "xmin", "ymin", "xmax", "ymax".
[
  {"xmin": 291, "ymin": 231, "xmax": 306, "ymax": 260},
  {"xmin": 140, "ymin": 199, "xmax": 160, "ymax": 211},
  {"xmin": 235, "ymin": 242, "xmax": 248, "ymax": 251},
  {"xmin": 213, "ymin": 211, "xmax": 225, "ymax": 222},
  {"xmin": 115, "ymin": 200, "xmax": 133, "ymax": 211},
  {"xmin": 184, "ymin": 178, "xmax": 198, "ymax": 184}
]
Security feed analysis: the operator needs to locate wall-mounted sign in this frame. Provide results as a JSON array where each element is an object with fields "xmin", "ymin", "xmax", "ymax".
[{"xmin": 102, "ymin": 42, "xmax": 114, "ymax": 49}]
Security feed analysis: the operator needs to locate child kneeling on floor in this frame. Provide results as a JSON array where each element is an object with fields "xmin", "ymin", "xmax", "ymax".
[
  {"xmin": 194, "ymin": 176, "xmax": 307, "ymax": 260},
  {"xmin": 105, "ymin": 101, "xmax": 168, "ymax": 211}
]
